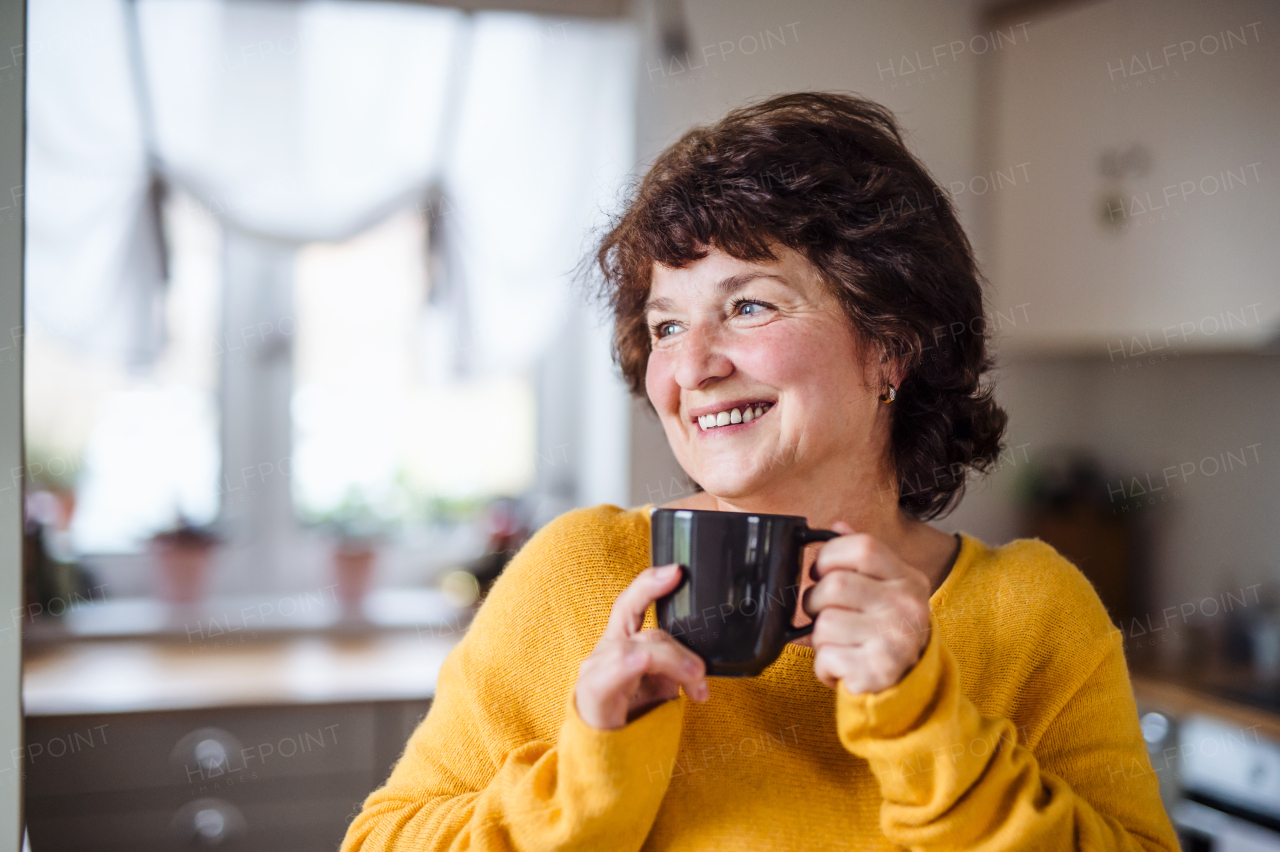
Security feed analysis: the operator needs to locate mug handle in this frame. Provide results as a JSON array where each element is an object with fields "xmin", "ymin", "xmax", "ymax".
[{"xmin": 783, "ymin": 527, "xmax": 840, "ymax": 641}]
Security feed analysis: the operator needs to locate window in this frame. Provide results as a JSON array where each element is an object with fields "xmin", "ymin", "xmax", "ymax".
[
  {"xmin": 291, "ymin": 207, "xmax": 537, "ymax": 526},
  {"xmin": 25, "ymin": 0, "xmax": 636, "ymax": 602},
  {"xmin": 26, "ymin": 191, "xmax": 221, "ymax": 555}
]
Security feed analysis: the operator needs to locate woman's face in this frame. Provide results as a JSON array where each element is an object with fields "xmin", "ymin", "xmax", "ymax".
[{"xmin": 644, "ymin": 245, "xmax": 894, "ymax": 503}]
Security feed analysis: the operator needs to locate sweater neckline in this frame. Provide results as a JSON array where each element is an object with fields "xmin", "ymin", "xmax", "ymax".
[{"xmin": 638, "ymin": 504, "xmax": 979, "ymax": 666}]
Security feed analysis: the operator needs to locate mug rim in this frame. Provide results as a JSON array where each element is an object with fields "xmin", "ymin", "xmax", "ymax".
[{"xmin": 650, "ymin": 507, "xmax": 810, "ymax": 523}]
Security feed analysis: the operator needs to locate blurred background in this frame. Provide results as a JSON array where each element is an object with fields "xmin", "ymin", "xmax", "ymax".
[{"xmin": 16, "ymin": 0, "xmax": 1280, "ymax": 848}]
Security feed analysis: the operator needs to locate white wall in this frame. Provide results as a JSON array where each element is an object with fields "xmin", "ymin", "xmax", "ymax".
[
  {"xmin": 627, "ymin": 0, "xmax": 987, "ymax": 505},
  {"xmin": 945, "ymin": 352, "xmax": 1280, "ymax": 616}
]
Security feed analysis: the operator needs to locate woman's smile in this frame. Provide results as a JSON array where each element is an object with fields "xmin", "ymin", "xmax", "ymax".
[{"xmin": 692, "ymin": 400, "xmax": 774, "ymax": 433}]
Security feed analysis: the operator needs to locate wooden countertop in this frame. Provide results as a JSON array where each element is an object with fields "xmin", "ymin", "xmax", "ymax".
[
  {"xmin": 23, "ymin": 631, "xmax": 461, "ymax": 716},
  {"xmin": 1132, "ymin": 671, "xmax": 1280, "ymax": 745}
]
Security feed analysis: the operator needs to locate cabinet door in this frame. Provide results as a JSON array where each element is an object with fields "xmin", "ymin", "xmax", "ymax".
[
  {"xmin": 24, "ymin": 700, "xmax": 430, "ymax": 852},
  {"xmin": 986, "ymin": 0, "xmax": 1280, "ymax": 353}
]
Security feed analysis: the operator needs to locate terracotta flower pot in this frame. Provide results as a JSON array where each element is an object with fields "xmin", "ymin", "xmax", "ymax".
[
  {"xmin": 332, "ymin": 542, "xmax": 377, "ymax": 616},
  {"xmin": 150, "ymin": 534, "xmax": 217, "ymax": 605}
]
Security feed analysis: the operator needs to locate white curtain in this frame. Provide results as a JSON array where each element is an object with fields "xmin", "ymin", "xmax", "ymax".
[
  {"xmin": 26, "ymin": 0, "xmax": 165, "ymax": 368},
  {"xmin": 27, "ymin": 0, "xmax": 637, "ymax": 376},
  {"xmin": 444, "ymin": 13, "xmax": 637, "ymax": 374},
  {"xmin": 138, "ymin": 0, "xmax": 465, "ymax": 242}
]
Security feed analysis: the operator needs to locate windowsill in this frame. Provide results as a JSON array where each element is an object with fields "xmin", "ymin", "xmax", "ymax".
[{"xmin": 22, "ymin": 587, "xmax": 473, "ymax": 646}]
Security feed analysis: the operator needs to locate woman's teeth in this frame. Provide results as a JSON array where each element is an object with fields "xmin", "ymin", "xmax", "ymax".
[{"xmin": 697, "ymin": 403, "xmax": 772, "ymax": 431}]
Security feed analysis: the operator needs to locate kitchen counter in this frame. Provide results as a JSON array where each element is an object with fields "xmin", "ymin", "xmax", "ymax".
[
  {"xmin": 1130, "ymin": 660, "xmax": 1280, "ymax": 745},
  {"xmin": 23, "ymin": 587, "xmax": 472, "ymax": 715},
  {"xmin": 24, "ymin": 630, "xmax": 463, "ymax": 716}
]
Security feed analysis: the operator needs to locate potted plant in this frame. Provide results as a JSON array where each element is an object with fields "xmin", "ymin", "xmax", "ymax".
[
  {"xmin": 310, "ymin": 489, "xmax": 388, "ymax": 620},
  {"xmin": 150, "ymin": 518, "xmax": 220, "ymax": 606},
  {"xmin": 23, "ymin": 446, "xmax": 95, "ymax": 619},
  {"xmin": 463, "ymin": 497, "xmax": 530, "ymax": 598}
]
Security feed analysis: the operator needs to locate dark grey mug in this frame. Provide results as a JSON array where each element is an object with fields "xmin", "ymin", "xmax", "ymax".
[{"xmin": 651, "ymin": 508, "xmax": 839, "ymax": 677}]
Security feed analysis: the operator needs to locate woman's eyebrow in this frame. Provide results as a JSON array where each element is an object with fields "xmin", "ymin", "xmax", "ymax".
[{"xmin": 643, "ymin": 272, "xmax": 789, "ymax": 315}]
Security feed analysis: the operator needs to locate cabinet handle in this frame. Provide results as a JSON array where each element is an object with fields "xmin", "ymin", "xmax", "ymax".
[
  {"xmin": 169, "ymin": 727, "xmax": 244, "ymax": 785},
  {"xmin": 170, "ymin": 797, "xmax": 245, "ymax": 846}
]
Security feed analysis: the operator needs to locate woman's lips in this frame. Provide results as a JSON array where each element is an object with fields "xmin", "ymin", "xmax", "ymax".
[{"xmin": 694, "ymin": 401, "xmax": 773, "ymax": 432}]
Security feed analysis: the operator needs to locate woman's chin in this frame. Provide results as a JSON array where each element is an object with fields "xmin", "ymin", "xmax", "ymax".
[{"xmin": 690, "ymin": 465, "xmax": 770, "ymax": 502}]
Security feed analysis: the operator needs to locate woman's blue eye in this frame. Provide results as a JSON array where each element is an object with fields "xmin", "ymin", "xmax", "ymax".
[
  {"xmin": 655, "ymin": 322, "xmax": 681, "ymax": 338},
  {"xmin": 736, "ymin": 300, "xmax": 770, "ymax": 316}
]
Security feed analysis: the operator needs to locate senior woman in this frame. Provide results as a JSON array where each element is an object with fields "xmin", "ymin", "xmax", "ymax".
[{"xmin": 342, "ymin": 93, "xmax": 1179, "ymax": 851}]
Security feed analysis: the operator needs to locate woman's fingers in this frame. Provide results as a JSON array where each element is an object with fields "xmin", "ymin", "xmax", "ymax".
[
  {"xmin": 805, "ymin": 571, "xmax": 930, "ymax": 638},
  {"xmin": 575, "ymin": 629, "xmax": 709, "ymax": 730},
  {"xmin": 603, "ymin": 564, "xmax": 683, "ymax": 639},
  {"xmin": 811, "ymin": 605, "xmax": 928, "ymax": 658},
  {"xmin": 803, "ymin": 530, "xmax": 934, "ymax": 696},
  {"xmin": 579, "ymin": 566, "xmax": 708, "ymax": 730},
  {"xmin": 630, "ymin": 630, "xmax": 710, "ymax": 701},
  {"xmin": 808, "ymin": 532, "xmax": 931, "ymax": 618},
  {"xmin": 813, "ymin": 533, "xmax": 905, "ymax": 582},
  {"xmin": 813, "ymin": 643, "xmax": 861, "ymax": 690},
  {"xmin": 814, "ymin": 643, "xmax": 904, "ymax": 693},
  {"xmin": 803, "ymin": 567, "xmax": 876, "ymax": 616},
  {"xmin": 809, "ymin": 604, "xmax": 874, "ymax": 645}
]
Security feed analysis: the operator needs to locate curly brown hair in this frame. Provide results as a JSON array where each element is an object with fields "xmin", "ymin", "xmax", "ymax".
[{"xmin": 592, "ymin": 91, "xmax": 1007, "ymax": 520}]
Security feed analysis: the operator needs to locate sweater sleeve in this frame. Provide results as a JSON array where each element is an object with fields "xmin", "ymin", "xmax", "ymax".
[
  {"xmin": 341, "ymin": 689, "xmax": 684, "ymax": 851},
  {"xmin": 836, "ymin": 613, "xmax": 1181, "ymax": 851},
  {"xmin": 339, "ymin": 506, "xmax": 684, "ymax": 852}
]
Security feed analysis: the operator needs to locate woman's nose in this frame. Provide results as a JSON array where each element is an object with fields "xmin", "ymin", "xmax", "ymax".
[{"xmin": 672, "ymin": 323, "xmax": 734, "ymax": 389}]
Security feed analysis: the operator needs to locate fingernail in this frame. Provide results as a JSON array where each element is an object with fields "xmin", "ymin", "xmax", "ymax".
[
  {"xmin": 657, "ymin": 563, "xmax": 679, "ymax": 577},
  {"xmin": 625, "ymin": 651, "xmax": 646, "ymax": 668},
  {"xmin": 696, "ymin": 682, "xmax": 710, "ymax": 701}
]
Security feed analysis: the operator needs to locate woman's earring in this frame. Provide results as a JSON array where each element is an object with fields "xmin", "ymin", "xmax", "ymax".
[{"xmin": 879, "ymin": 384, "xmax": 897, "ymax": 404}]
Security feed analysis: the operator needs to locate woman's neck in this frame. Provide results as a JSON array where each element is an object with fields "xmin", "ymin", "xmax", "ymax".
[{"xmin": 668, "ymin": 464, "xmax": 909, "ymax": 549}]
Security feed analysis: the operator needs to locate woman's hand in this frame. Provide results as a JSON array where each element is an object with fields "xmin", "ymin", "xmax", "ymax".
[
  {"xmin": 803, "ymin": 522, "xmax": 933, "ymax": 694},
  {"xmin": 575, "ymin": 564, "xmax": 711, "ymax": 731}
]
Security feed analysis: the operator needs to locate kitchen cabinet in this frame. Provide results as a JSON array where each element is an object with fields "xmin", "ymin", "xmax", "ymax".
[
  {"xmin": 24, "ymin": 700, "xmax": 429, "ymax": 851},
  {"xmin": 983, "ymin": 0, "xmax": 1280, "ymax": 353},
  {"xmin": 23, "ymin": 631, "xmax": 460, "ymax": 850}
]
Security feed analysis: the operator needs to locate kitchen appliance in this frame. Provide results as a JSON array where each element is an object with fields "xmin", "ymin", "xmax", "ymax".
[{"xmin": 1140, "ymin": 710, "xmax": 1280, "ymax": 850}]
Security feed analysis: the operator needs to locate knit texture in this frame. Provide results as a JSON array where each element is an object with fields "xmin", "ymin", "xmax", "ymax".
[{"xmin": 341, "ymin": 504, "xmax": 1180, "ymax": 851}]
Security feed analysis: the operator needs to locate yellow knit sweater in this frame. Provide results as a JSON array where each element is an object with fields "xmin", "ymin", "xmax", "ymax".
[{"xmin": 342, "ymin": 504, "xmax": 1180, "ymax": 851}]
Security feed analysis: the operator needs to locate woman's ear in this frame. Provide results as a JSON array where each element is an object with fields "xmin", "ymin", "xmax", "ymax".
[
  {"xmin": 888, "ymin": 360, "xmax": 907, "ymax": 389},
  {"xmin": 875, "ymin": 344, "xmax": 907, "ymax": 391}
]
